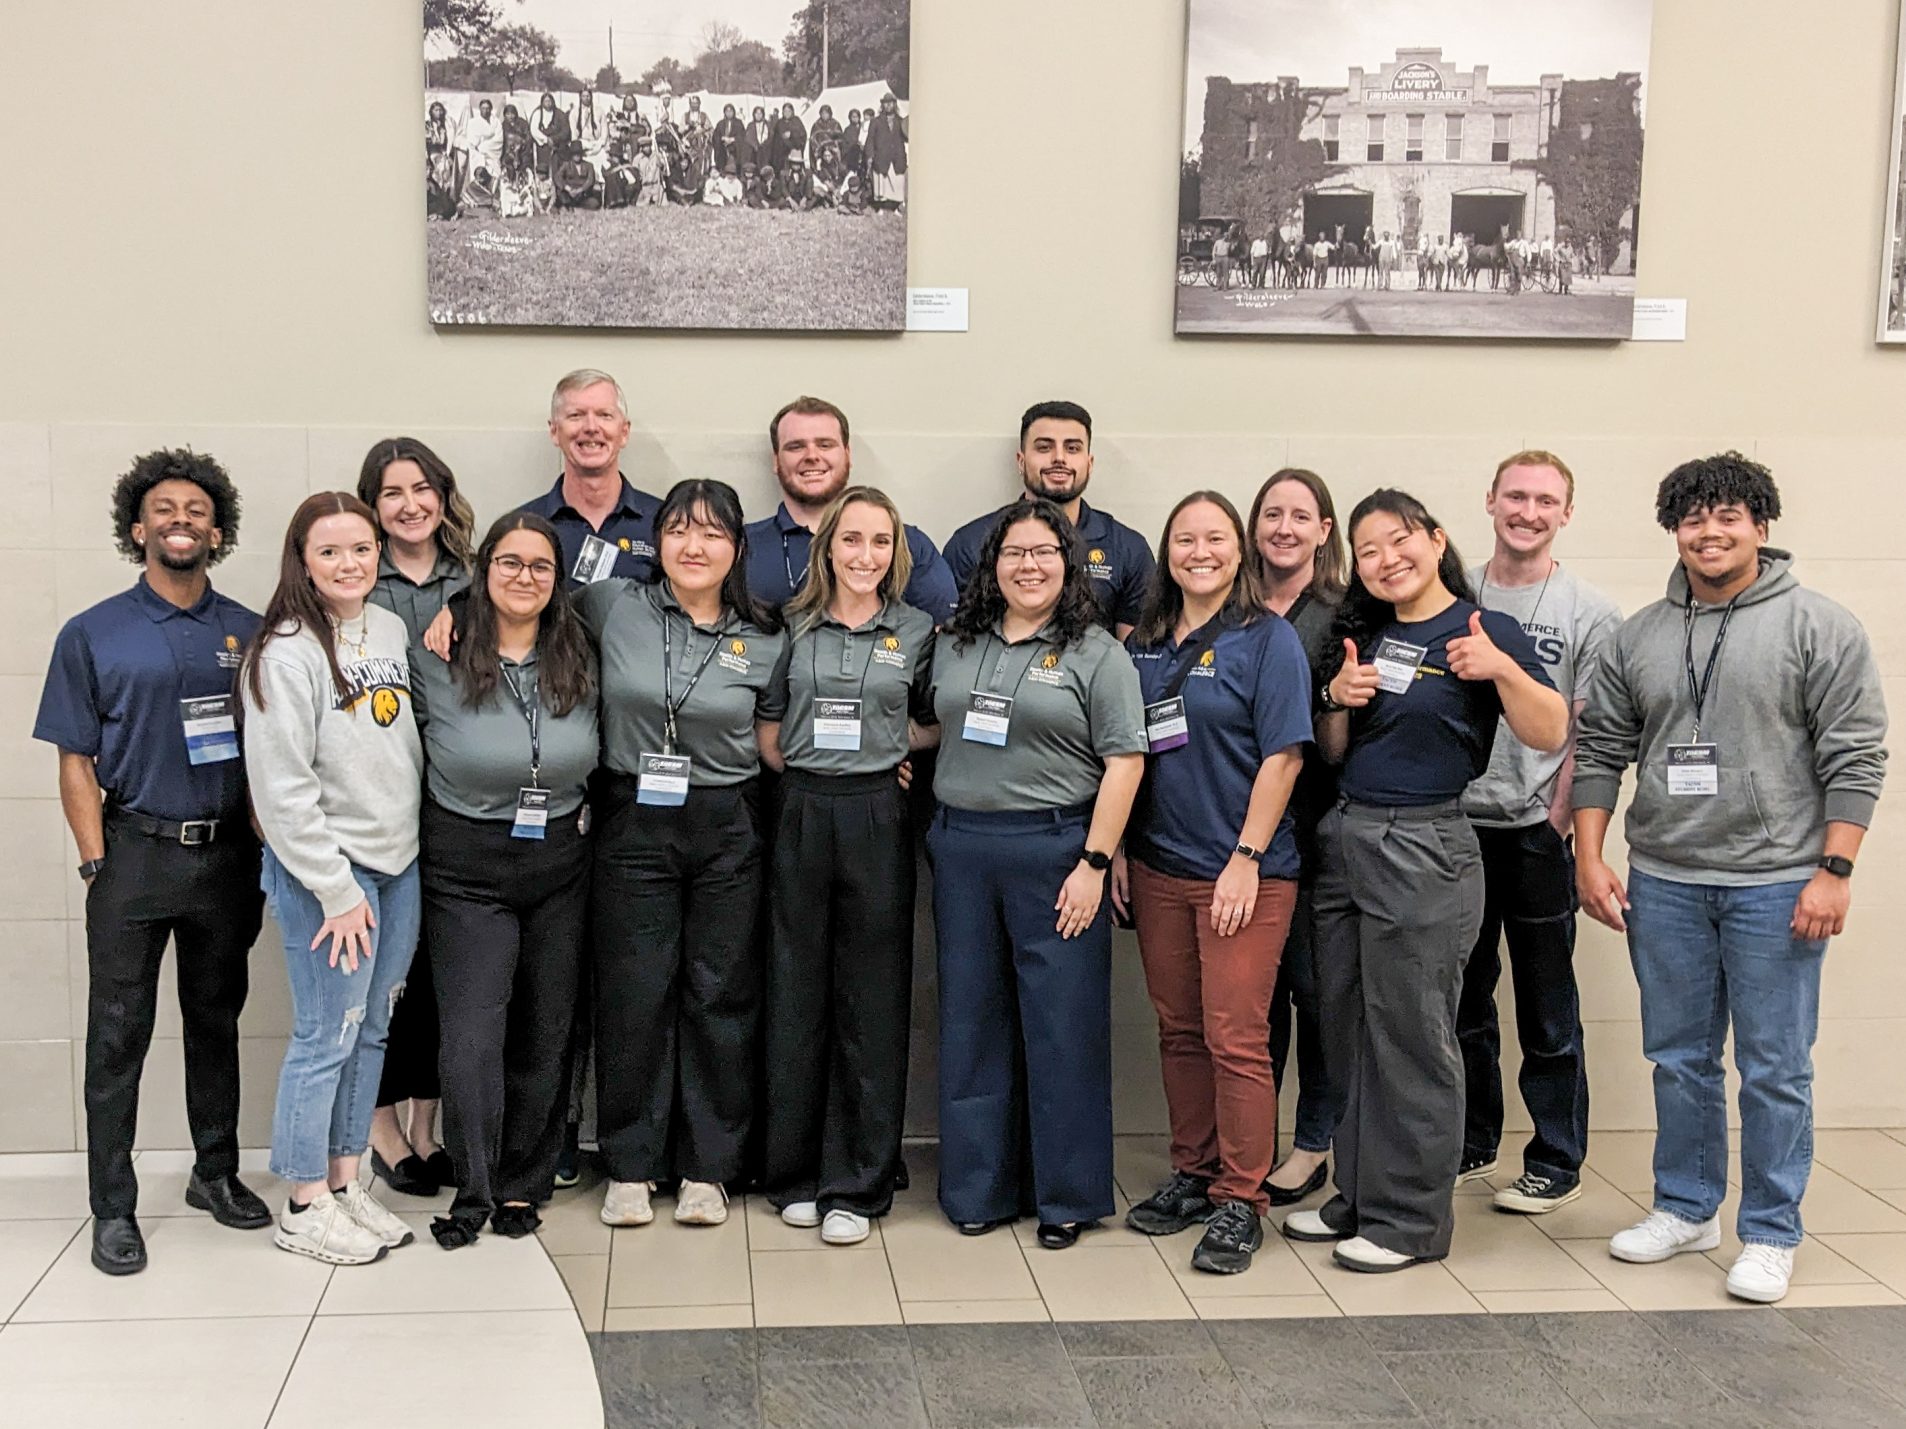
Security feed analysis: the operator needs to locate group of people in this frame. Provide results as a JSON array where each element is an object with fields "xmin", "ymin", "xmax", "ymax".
[
  {"xmin": 427, "ymin": 87, "xmax": 908, "ymax": 220},
  {"xmin": 1201, "ymin": 220, "xmax": 1593, "ymax": 295},
  {"xmin": 39, "ymin": 374, "xmax": 1886, "ymax": 1308}
]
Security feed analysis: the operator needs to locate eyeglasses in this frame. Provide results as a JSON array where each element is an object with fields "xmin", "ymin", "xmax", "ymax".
[
  {"xmin": 493, "ymin": 555, "xmax": 558, "ymax": 581},
  {"xmin": 999, "ymin": 544, "xmax": 1065, "ymax": 564}
]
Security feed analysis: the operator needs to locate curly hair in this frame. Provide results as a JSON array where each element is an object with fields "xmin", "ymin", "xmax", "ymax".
[
  {"xmin": 111, "ymin": 448, "xmax": 241, "ymax": 566},
  {"xmin": 943, "ymin": 498, "xmax": 1101, "ymax": 653},
  {"xmin": 1654, "ymin": 451, "xmax": 1782, "ymax": 531}
]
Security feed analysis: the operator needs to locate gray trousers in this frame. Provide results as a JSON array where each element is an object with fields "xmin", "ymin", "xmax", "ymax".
[{"xmin": 1313, "ymin": 799, "xmax": 1484, "ymax": 1259}]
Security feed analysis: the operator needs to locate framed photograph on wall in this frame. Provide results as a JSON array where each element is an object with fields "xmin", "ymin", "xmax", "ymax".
[
  {"xmin": 1878, "ymin": 2, "xmax": 1906, "ymax": 343},
  {"xmin": 422, "ymin": 0, "xmax": 911, "ymax": 331},
  {"xmin": 1174, "ymin": 0, "xmax": 1653, "ymax": 340}
]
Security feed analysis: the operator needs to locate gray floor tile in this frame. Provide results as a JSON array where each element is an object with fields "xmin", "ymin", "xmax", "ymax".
[
  {"xmin": 1057, "ymin": 1318, "xmax": 1219, "ymax": 1360},
  {"xmin": 1379, "ymin": 1351, "xmax": 1596, "ymax": 1429},
  {"xmin": 1779, "ymin": 1306, "xmax": 1906, "ymax": 1409},
  {"xmin": 1588, "ymin": 1413, "xmax": 1776, "ymax": 1429},
  {"xmin": 908, "ymin": 1322, "xmax": 1096, "ymax": 1429},
  {"xmin": 1643, "ymin": 1309, "xmax": 1906, "ymax": 1428},
  {"xmin": 759, "ymin": 1359, "xmax": 931, "ymax": 1429},
  {"xmin": 1072, "ymin": 1354, "xmax": 1265, "ymax": 1429},
  {"xmin": 1492, "ymin": 1313, "xmax": 1734, "ymax": 1418},
  {"xmin": 1353, "ymin": 1314, "xmax": 1519, "ymax": 1353},
  {"xmin": 1206, "ymin": 1319, "xmax": 1420, "ymax": 1424},
  {"xmin": 595, "ymin": 1328, "xmax": 760, "ymax": 1429},
  {"xmin": 1639, "ymin": 1309, "xmax": 1814, "ymax": 1352},
  {"xmin": 756, "ymin": 1325, "xmax": 913, "ymax": 1365}
]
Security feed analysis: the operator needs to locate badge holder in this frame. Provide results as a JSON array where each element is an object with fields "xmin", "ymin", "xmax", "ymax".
[
  {"xmin": 572, "ymin": 534, "xmax": 620, "ymax": 584},
  {"xmin": 512, "ymin": 786, "xmax": 550, "ymax": 839},
  {"xmin": 813, "ymin": 697, "xmax": 864, "ymax": 752},
  {"xmin": 1666, "ymin": 741, "xmax": 1719, "ymax": 797},
  {"xmin": 181, "ymin": 694, "xmax": 240, "ymax": 765},
  {"xmin": 962, "ymin": 692, "xmax": 1012, "ymax": 747},
  {"xmin": 1144, "ymin": 696, "xmax": 1189, "ymax": 752},
  {"xmin": 1372, "ymin": 637, "xmax": 1429, "ymax": 695}
]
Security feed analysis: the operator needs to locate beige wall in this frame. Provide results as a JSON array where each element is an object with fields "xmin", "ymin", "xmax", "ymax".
[{"xmin": 2, "ymin": 1, "xmax": 1902, "ymax": 1152}]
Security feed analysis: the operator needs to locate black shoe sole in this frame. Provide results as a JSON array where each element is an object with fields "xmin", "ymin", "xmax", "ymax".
[
  {"xmin": 185, "ymin": 1183, "xmax": 272, "ymax": 1230},
  {"xmin": 1125, "ymin": 1204, "xmax": 1215, "ymax": 1237},
  {"xmin": 1264, "ymin": 1162, "xmax": 1329, "ymax": 1208},
  {"xmin": 1280, "ymin": 1221, "xmax": 1349, "ymax": 1244},
  {"xmin": 1192, "ymin": 1245, "xmax": 1258, "ymax": 1275},
  {"xmin": 90, "ymin": 1247, "xmax": 147, "ymax": 1276},
  {"xmin": 957, "ymin": 1219, "xmax": 1001, "ymax": 1236}
]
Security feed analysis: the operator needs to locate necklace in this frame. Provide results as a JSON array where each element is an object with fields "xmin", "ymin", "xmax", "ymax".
[{"xmin": 336, "ymin": 612, "xmax": 370, "ymax": 659}]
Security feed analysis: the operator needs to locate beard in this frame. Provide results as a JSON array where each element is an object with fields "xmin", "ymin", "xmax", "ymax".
[
  {"xmin": 780, "ymin": 468, "xmax": 849, "ymax": 507},
  {"xmin": 1025, "ymin": 467, "xmax": 1088, "ymax": 503}
]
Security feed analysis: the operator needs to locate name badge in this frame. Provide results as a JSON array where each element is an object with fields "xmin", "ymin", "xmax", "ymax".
[
  {"xmin": 636, "ymin": 752, "xmax": 692, "ymax": 806},
  {"xmin": 181, "ymin": 694, "xmax": 239, "ymax": 765},
  {"xmin": 1144, "ymin": 696, "xmax": 1189, "ymax": 752},
  {"xmin": 512, "ymin": 787, "xmax": 550, "ymax": 840},
  {"xmin": 813, "ymin": 698, "xmax": 863, "ymax": 752},
  {"xmin": 1372, "ymin": 637, "xmax": 1429, "ymax": 695},
  {"xmin": 962, "ymin": 692, "xmax": 1013, "ymax": 747},
  {"xmin": 1666, "ymin": 743, "xmax": 1719, "ymax": 797},
  {"xmin": 572, "ymin": 534, "xmax": 620, "ymax": 584}
]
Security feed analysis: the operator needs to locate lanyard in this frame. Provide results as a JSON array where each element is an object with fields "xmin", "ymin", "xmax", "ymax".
[
  {"xmin": 981, "ymin": 634, "xmax": 1043, "ymax": 700},
  {"xmin": 661, "ymin": 612, "xmax": 723, "ymax": 755},
  {"xmin": 1476, "ymin": 559, "xmax": 1555, "ymax": 626},
  {"xmin": 1156, "ymin": 614, "xmax": 1229, "ymax": 702},
  {"xmin": 780, "ymin": 529, "xmax": 806, "ymax": 596},
  {"xmin": 1683, "ymin": 595, "xmax": 1741, "ymax": 741},
  {"xmin": 810, "ymin": 626, "xmax": 877, "ymax": 706},
  {"xmin": 499, "ymin": 663, "xmax": 541, "ymax": 786}
]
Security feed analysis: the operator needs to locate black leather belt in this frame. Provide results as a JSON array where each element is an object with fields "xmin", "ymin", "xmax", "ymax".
[{"xmin": 108, "ymin": 809, "xmax": 228, "ymax": 845}]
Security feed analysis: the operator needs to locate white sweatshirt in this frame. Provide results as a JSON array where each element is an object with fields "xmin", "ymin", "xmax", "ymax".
[{"xmin": 242, "ymin": 604, "xmax": 423, "ymax": 916}]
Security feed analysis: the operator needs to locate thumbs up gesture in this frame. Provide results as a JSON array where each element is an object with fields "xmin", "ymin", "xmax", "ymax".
[
  {"xmin": 1329, "ymin": 638, "xmax": 1382, "ymax": 708},
  {"xmin": 1446, "ymin": 611, "xmax": 1513, "ymax": 683}
]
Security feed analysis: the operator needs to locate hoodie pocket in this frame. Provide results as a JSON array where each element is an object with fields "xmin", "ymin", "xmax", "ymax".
[{"xmin": 1632, "ymin": 764, "xmax": 1778, "ymax": 870}]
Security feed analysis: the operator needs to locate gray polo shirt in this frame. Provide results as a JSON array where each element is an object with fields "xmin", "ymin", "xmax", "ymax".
[
  {"xmin": 369, "ymin": 551, "xmax": 471, "ymax": 644},
  {"xmin": 766, "ymin": 601, "xmax": 936, "ymax": 776},
  {"xmin": 576, "ymin": 579, "xmax": 786, "ymax": 787},
  {"xmin": 929, "ymin": 621, "xmax": 1145, "ymax": 813},
  {"xmin": 411, "ymin": 644, "xmax": 600, "ymax": 821}
]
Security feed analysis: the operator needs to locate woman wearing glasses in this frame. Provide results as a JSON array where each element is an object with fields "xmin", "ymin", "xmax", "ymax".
[
  {"xmin": 925, "ymin": 499, "xmax": 1146, "ymax": 1249},
  {"xmin": 410, "ymin": 513, "xmax": 599, "ymax": 1248}
]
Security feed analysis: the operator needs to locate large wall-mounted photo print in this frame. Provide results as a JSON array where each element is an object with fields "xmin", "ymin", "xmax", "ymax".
[
  {"xmin": 1878, "ymin": 2, "xmax": 1906, "ymax": 343},
  {"xmin": 1175, "ymin": 0, "xmax": 1653, "ymax": 340},
  {"xmin": 423, "ymin": 0, "xmax": 911, "ymax": 330}
]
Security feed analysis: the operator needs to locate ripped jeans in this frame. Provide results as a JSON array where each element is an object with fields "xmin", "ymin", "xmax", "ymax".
[{"xmin": 263, "ymin": 848, "xmax": 421, "ymax": 1184}]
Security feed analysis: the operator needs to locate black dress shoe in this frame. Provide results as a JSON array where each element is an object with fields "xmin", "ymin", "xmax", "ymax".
[
  {"xmin": 423, "ymin": 1150, "xmax": 457, "ymax": 1188},
  {"xmin": 1264, "ymin": 1160, "xmax": 1329, "ymax": 1208},
  {"xmin": 957, "ymin": 1219, "xmax": 1001, "ymax": 1236},
  {"xmin": 91, "ymin": 1216, "xmax": 147, "ymax": 1276},
  {"xmin": 1036, "ymin": 1220, "xmax": 1099, "ymax": 1250},
  {"xmin": 371, "ymin": 1148, "xmax": 440, "ymax": 1197},
  {"xmin": 186, "ymin": 1170, "xmax": 272, "ymax": 1229}
]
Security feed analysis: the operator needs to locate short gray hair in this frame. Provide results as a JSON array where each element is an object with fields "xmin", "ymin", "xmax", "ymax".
[{"xmin": 549, "ymin": 369, "xmax": 628, "ymax": 422}]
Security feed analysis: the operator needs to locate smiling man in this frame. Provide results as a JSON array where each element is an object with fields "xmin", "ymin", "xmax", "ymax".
[
  {"xmin": 1573, "ymin": 452, "xmax": 1888, "ymax": 1304},
  {"xmin": 517, "ymin": 369, "xmax": 662, "ymax": 590}
]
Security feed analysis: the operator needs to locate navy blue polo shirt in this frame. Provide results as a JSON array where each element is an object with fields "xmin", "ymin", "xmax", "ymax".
[
  {"xmin": 34, "ymin": 578, "xmax": 262, "ymax": 821},
  {"xmin": 943, "ymin": 498, "xmax": 1155, "ymax": 631},
  {"xmin": 1339, "ymin": 600, "xmax": 1554, "ymax": 807},
  {"xmin": 517, "ymin": 473, "xmax": 662, "ymax": 589},
  {"xmin": 1127, "ymin": 615, "xmax": 1314, "ymax": 882},
  {"xmin": 743, "ymin": 503, "xmax": 959, "ymax": 624}
]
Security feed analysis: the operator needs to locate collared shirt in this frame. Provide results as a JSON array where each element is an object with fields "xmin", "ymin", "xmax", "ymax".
[
  {"xmin": 743, "ymin": 503, "xmax": 959, "ymax": 624},
  {"xmin": 410, "ymin": 644, "xmax": 599, "ymax": 822},
  {"xmin": 368, "ymin": 549, "xmax": 471, "ymax": 644},
  {"xmin": 576, "ymin": 579, "xmax": 787, "ymax": 787},
  {"xmin": 942, "ymin": 498, "xmax": 1155, "ymax": 632},
  {"xmin": 1126, "ymin": 615, "xmax": 1313, "ymax": 883},
  {"xmin": 517, "ymin": 473, "xmax": 663, "ymax": 590},
  {"xmin": 765, "ymin": 601, "xmax": 935, "ymax": 776},
  {"xmin": 928, "ymin": 620, "xmax": 1145, "ymax": 813},
  {"xmin": 34, "ymin": 578, "xmax": 261, "ymax": 821}
]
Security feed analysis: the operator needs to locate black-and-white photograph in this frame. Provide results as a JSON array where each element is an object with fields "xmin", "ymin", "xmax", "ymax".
[
  {"xmin": 423, "ymin": 0, "xmax": 910, "ymax": 330},
  {"xmin": 1878, "ymin": 1, "xmax": 1906, "ymax": 343},
  {"xmin": 1175, "ymin": 0, "xmax": 1652, "ymax": 340}
]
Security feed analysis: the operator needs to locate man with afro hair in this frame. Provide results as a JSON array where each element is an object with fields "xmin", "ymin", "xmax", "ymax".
[
  {"xmin": 34, "ymin": 448, "xmax": 272, "ymax": 1276},
  {"xmin": 1572, "ymin": 451, "xmax": 1889, "ymax": 1305}
]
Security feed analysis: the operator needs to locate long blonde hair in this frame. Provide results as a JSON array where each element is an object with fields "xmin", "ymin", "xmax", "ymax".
[{"xmin": 784, "ymin": 485, "xmax": 913, "ymax": 635}]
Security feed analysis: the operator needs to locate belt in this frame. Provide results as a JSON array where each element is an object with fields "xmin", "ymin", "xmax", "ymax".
[
  {"xmin": 1337, "ymin": 796, "xmax": 1465, "ymax": 822},
  {"xmin": 107, "ymin": 808, "xmax": 231, "ymax": 845}
]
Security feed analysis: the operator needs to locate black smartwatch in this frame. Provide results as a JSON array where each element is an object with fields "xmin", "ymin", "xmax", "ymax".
[
  {"xmin": 1234, "ymin": 842, "xmax": 1263, "ymax": 862},
  {"xmin": 78, "ymin": 857, "xmax": 106, "ymax": 882},
  {"xmin": 1318, "ymin": 679, "xmax": 1342, "ymax": 713},
  {"xmin": 1081, "ymin": 849, "xmax": 1113, "ymax": 872},
  {"xmin": 1818, "ymin": 854, "xmax": 1854, "ymax": 878}
]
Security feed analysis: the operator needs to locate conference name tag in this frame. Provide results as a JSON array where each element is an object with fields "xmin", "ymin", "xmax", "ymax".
[
  {"xmin": 962, "ymin": 692, "xmax": 1013, "ymax": 746},
  {"xmin": 1144, "ymin": 697, "xmax": 1189, "ymax": 752},
  {"xmin": 1666, "ymin": 743, "xmax": 1719, "ymax": 797},
  {"xmin": 1372, "ymin": 637, "xmax": 1429, "ymax": 695},
  {"xmin": 812, "ymin": 698, "xmax": 863, "ymax": 752},
  {"xmin": 636, "ymin": 752, "xmax": 692, "ymax": 807},
  {"xmin": 572, "ymin": 534, "xmax": 620, "ymax": 584},
  {"xmin": 181, "ymin": 695, "xmax": 239, "ymax": 765},
  {"xmin": 512, "ymin": 787, "xmax": 550, "ymax": 840}
]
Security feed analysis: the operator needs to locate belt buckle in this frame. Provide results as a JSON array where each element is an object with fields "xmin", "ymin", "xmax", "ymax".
[{"xmin": 179, "ymin": 820, "xmax": 216, "ymax": 846}]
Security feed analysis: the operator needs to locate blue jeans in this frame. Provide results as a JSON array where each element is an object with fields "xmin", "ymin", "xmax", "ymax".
[
  {"xmin": 263, "ymin": 848, "xmax": 421, "ymax": 1184},
  {"xmin": 1626, "ymin": 869, "xmax": 1826, "ymax": 1248}
]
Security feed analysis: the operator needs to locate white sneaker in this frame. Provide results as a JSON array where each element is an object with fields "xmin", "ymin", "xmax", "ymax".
[
  {"xmin": 336, "ymin": 1181, "xmax": 414, "ymax": 1248},
  {"xmin": 1727, "ymin": 1244, "xmax": 1795, "ymax": 1303},
  {"xmin": 1608, "ymin": 1210, "xmax": 1721, "ymax": 1264},
  {"xmin": 1280, "ymin": 1208, "xmax": 1347, "ymax": 1242},
  {"xmin": 601, "ymin": 1180, "xmax": 655, "ymax": 1227},
  {"xmin": 1334, "ymin": 1235, "xmax": 1422, "ymax": 1273},
  {"xmin": 821, "ymin": 1209, "xmax": 871, "ymax": 1245},
  {"xmin": 274, "ymin": 1190, "xmax": 389, "ymax": 1265},
  {"xmin": 780, "ymin": 1200, "xmax": 822, "ymax": 1228},
  {"xmin": 674, "ymin": 1180, "xmax": 729, "ymax": 1226}
]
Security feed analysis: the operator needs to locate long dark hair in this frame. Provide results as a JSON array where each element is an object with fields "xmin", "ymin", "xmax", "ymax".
[
  {"xmin": 1327, "ymin": 488, "xmax": 1475, "ymax": 680},
  {"xmin": 944, "ymin": 498, "xmax": 1099, "ymax": 652},
  {"xmin": 654, "ymin": 478, "xmax": 779, "ymax": 631},
  {"xmin": 242, "ymin": 492, "xmax": 380, "ymax": 711},
  {"xmin": 451, "ymin": 513, "xmax": 595, "ymax": 717},
  {"xmin": 1132, "ymin": 490, "xmax": 1266, "ymax": 647},
  {"xmin": 1246, "ymin": 467, "xmax": 1348, "ymax": 600},
  {"xmin": 355, "ymin": 437, "xmax": 477, "ymax": 571}
]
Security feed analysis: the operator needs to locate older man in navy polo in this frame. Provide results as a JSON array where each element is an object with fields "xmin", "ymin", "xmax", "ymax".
[{"xmin": 518, "ymin": 368, "xmax": 665, "ymax": 590}]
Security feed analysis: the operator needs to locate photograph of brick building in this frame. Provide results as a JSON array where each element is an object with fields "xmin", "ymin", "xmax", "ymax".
[{"xmin": 1879, "ymin": 3, "xmax": 1906, "ymax": 343}]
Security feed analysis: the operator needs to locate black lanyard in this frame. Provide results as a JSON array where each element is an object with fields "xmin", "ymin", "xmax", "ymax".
[
  {"xmin": 780, "ymin": 529, "xmax": 807, "ymax": 595},
  {"xmin": 810, "ymin": 626, "xmax": 877, "ymax": 707},
  {"xmin": 1156, "ymin": 614, "xmax": 1230, "ymax": 703},
  {"xmin": 981, "ymin": 634, "xmax": 1044, "ymax": 700},
  {"xmin": 499, "ymin": 663, "xmax": 541, "ymax": 786},
  {"xmin": 1683, "ymin": 595, "xmax": 1741, "ymax": 741},
  {"xmin": 661, "ymin": 612, "xmax": 723, "ymax": 754}
]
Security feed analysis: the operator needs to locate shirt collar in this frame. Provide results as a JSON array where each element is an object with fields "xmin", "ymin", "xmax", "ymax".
[
  {"xmin": 819, "ymin": 598, "xmax": 902, "ymax": 634},
  {"xmin": 772, "ymin": 503, "xmax": 808, "ymax": 537},
  {"xmin": 651, "ymin": 580, "xmax": 733, "ymax": 634},
  {"xmin": 133, "ymin": 575, "xmax": 219, "ymax": 623},
  {"xmin": 1011, "ymin": 494, "xmax": 1108, "ymax": 541},
  {"xmin": 545, "ymin": 472, "xmax": 648, "ymax": 523},
  {"xmin": 377, "ymin": 548, "xmax": 463, "ymax": 587},
  {"xmin": 989, "ymin": 614, "xmax": 1057, "ymax": 646}
]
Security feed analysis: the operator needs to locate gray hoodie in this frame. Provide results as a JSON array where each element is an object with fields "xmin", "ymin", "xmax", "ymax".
[{"xmin": 1573, "ymin": 549, "xmax": 1887, "ymax": 886}]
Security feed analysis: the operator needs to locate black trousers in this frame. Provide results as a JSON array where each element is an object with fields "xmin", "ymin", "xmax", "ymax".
[
  {"xmin": 763, "ymin": 769, "xmax": 914, "ymax": 1217},
  {"xmin": 377, "ymin": 911, "xmax": 440, "ymax": 1106},
  {"xmin": 84, "ymin": 815, "xmax": 262, "ymax": 1218},
  {"xmin": 1456, "ymin": 819, "xmax": 1588, "ymax": 1184},
  {"xmin": 423, "ymin": 801, "xmax": 590, "ymax": 1214},
  {"xmin": 1268, "ymin": 876, "xmax": 1345, "ymax": 1155},
  {"xmin": 591, "ymin": 774, "xmax": 762, "ymax": 1184}
]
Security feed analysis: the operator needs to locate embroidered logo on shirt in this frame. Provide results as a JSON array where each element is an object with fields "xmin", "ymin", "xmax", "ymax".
[
  {"xmin": 1085, "ymin": 548, "xmax": 1114, "ymax": 580},
  {"xmin": 1189, "ymin": 648, "xmax": 1217, "ymax": 678},
  {"xmin": 717, "ymin": 639, "xmax": 752, "ymax": 675},
  {"xmin": 618, "ymin": 537, "xmax": 632, "ymax": 551},
  {"xmin": 217, "ymin": 633, "xmax": 243, "ymax": 669},
  {"xmin": 1089, "ymin": 549, "xmax": 1106, "ymax": 565},
  {"xmin": 873, "ymin": 636, "xmax": 906, "ymax": 669},
  {"xmin": 1027, "ymin": 653, "xmax": 1065, "ymax": 687}
]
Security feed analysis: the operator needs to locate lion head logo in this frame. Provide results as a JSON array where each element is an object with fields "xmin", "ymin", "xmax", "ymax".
[
  {"xmin": 224, "ymin": 635, "xmax": 239, "ymax": 652},
  {"xmin": 730, "ymin": 639, "xmax": 747, "ymax": 656},
  {"xmin": 884, "ymin": 636, "xmax": 900, "ymax": 652},
  {"xmin": 1199, "ymin": 650, "xmax": 1215, "ymax": 667},
  {"xmin": 1041, "ymin": 653, "xmax": 1060, "ymax": 670},
  {"xmin": 1089, "ymin": 549, "xmax": 1106, "ymax": 565},
  {"xmin": 370, "ymin": 688, "xmax": 402, "ymax": 727},
  {"xmin": 617, "ymin": 537, "xmax": 632, "ymax": 552}
]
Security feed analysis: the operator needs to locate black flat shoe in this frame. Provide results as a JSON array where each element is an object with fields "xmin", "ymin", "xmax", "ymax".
[
  {"xmin": 186, "ymin": 1170, "xmax": 272, "ymax": 1229},
  {"xmin": 1264, "ymin": 1160, "xmax": 1329, "ymax": 1208},
  {"xmin": 371, "ymin": 1148, "xmax": 440, "ymax": 1197},
  {"xmin": 957, "ymin": 1219, "xmax": 1002, "ymax": 1236},
  {"xmin": 423, "ymin": 1150, "xmax": 457, "ymax": 1188},
  {"xmin": 1037, "ymin": 1220, "xmax": 1099, "ymax": 1250},
  {"xmin": 91, "ymin": 1215, "xmax": 147, "ymax": 1276},
  {"xmin": 490, "ymin": 1202, "xmax": 542, "ymax": 1238},
  {"xmin": 430, "ymin": 1210, "xmax": 486, "ymax": 1250}
]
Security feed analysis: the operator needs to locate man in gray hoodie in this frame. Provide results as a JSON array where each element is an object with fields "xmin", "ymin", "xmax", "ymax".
[{"xmin": 1572, "ymin": 452, "xmax": 1887, "ymax": 1305}]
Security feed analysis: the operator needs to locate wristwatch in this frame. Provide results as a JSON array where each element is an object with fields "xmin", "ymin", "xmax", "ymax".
[
  {"xmin": 1234, "ymin": 842, "xmax": 1263, "ymax": 862},
  {"xmin": 78, "ymin": 858, "xmax": 106, "ymax": 882},
  {"xmin": 1818, "ymin": 854, "xmax": 1855, "ymax": 878},
  {"xmin": 1318, "ymin": 679, "xmax": 1342, "ymax": 713},
  {"xmin": 1081, "ymin": 849, "xmax": 1113, "ymax": 872}
]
